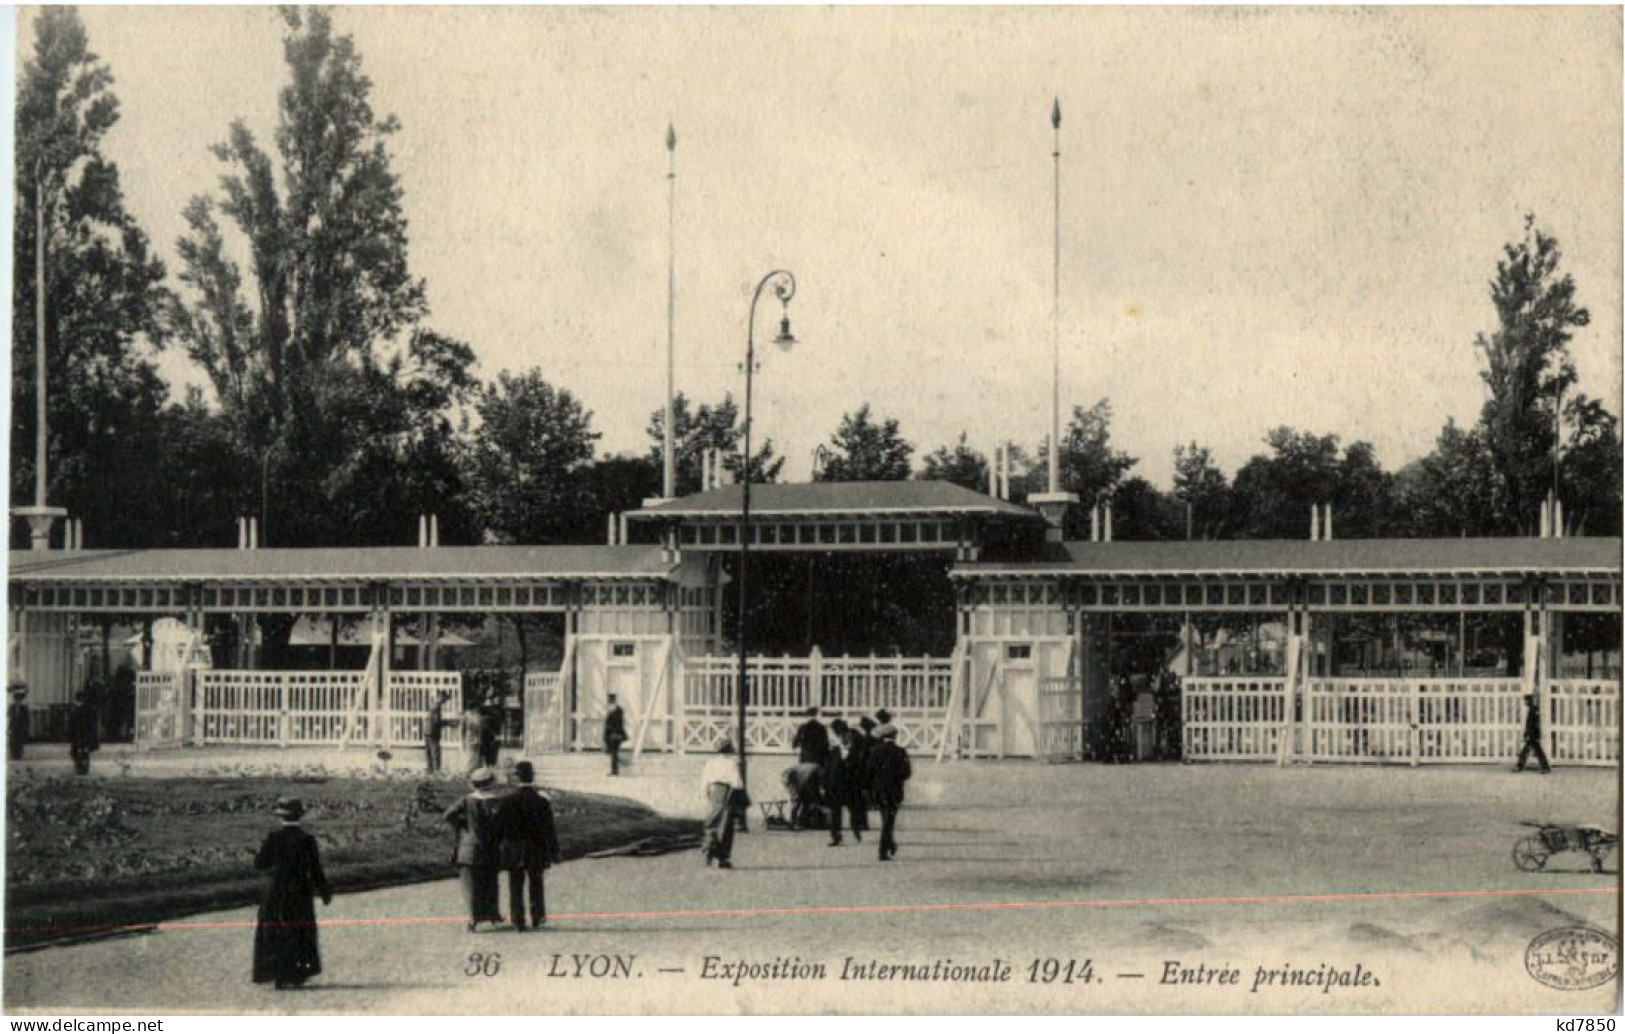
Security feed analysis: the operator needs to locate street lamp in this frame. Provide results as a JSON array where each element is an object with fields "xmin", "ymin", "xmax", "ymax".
[
  {"xmin": 260, "ymin": 437, "xmax": 284, "ymax": 548},
  {"xmin": 736, "ymin": 269, "xmax": 797, "ymax": 792}
]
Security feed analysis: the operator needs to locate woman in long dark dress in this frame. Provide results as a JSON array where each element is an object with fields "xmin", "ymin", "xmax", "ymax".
[{"xmin": 252, "ymin": 797, "xmax": 333, "ymax": 989}]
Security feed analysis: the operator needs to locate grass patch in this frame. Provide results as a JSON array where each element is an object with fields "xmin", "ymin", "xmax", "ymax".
[{"xmin": 5, "ymin": 773, "xmax": 698, "ymax": 950}]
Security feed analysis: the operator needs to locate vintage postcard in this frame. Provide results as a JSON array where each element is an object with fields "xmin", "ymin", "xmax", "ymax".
[{"xmin": 2, "ymin": 5, "xmax": 1620, "ymax": 1018}]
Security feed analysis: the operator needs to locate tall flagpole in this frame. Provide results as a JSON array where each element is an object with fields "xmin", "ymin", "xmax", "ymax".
[
  {"xmin": 1030, "ymin": 97, "xmax": 1078, "ymax": 540},
  {"xmin": 663, "ymin": 123, "xmax": 678, "ymax": 500},
  {"xmin": 1049, "ymin": 96, "xmax": 1062, "ymax": 495}
]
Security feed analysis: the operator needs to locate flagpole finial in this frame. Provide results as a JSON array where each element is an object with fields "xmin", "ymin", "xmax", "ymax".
[
  {"xmin": 667, "ymin": 123, "xmax": 677, "ymax": 152},
  {"xmin": 1051, "ymin": 97, "xmax": 1061, "ymax": 129}
]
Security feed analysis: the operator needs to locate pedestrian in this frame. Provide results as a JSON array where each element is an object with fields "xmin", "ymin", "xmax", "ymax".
[
  {"xmin": 424, "ymin": 690, "xmax": 452, "ymax": 774},
  {"xmin": 69, "ymin": 687, "xmax": 100, "ymax": 775},
  {"xmin": 792, "ymin": 706, "xmax": 829, "ymax": 765},
  {"xmin": 498, "ymin": 761, "xmax": 561, "ymax": 932},
  {"xmin": 1514, "ymin": 693, "xmax": 1552, "ymax": 774},
  {"xmin": 8, "ymin": 685, "xmax": 28, "ymax": 761},
  {"xmin": 701, "ymin": 740, "xmax": 743, "ymax": 869},
  {"xmin": 444, "ymin": 766, "xmax": 505, "ymax": 931},
  {"xmin": 822, "ymin": 741, "xmax": 850, "ymax": 846},
  {"xmin": 479, "ymin": 699, "xmax": 502, "ymax": 767},
  {"xmin": 833, "ymin": 719, "xmax": 867, "ymax": 842},
  {"xmin": 603, "ymin": 695, "xmax": 627, "ymax": 776},
  {"xmin": 462, "ymin": 703, "xmax": 486, "ymax": 776},
  {"xmin": 868, "ymin": 723, "xmax": 911, "ymax": 861},
  {"xmin": 252, "ymin": 797, "xmax": 333, "ymax": 990}
]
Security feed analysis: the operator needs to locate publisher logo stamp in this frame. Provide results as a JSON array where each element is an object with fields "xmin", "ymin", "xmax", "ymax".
[{"xmin": 1526, "ymin": 927, "xmax": 1619, "ymax": 991}]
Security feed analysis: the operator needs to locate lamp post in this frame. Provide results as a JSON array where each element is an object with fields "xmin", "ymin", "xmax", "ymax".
[
  {"xmin": 260, "ymin": 437, "xmax": 284, "ymax": 548},
  {"xmin": 735, "ymin": 269, "xmax": 797, "ymax": 791}
]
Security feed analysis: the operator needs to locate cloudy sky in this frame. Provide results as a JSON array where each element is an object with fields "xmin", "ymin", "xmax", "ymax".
[{"xmin": 36, "ymin": 6, "xmax": 1625, "ymax": 487}]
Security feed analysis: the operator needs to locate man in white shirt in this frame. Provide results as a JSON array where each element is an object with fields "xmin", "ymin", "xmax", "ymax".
[{"xmin": 701, "ymin": 740, "xmax": 744, "ymax": 869}]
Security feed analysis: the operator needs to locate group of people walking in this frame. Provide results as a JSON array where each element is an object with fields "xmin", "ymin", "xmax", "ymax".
[{"xmin": 703, "ymin": 707, "xmax": 912, "ymax": 868}]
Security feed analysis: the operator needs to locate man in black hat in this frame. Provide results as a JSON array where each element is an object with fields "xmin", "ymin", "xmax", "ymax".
[
  {"xmin": 69, "ymin": 687, "xmax": 100, "ymax": 775},
  {"xmin": 867, "ymin": 724, "xmax": 911, "ymax": 861},
  {"xmin": 603, "ymin": 695, "xmax": 627, "ymax": 776},
  {"xmin": 1514, "ymin": 693, "xmax": 1552, "ymax": 774},
  {"xmin": 8, "ymin": 685, "xmax": 28, "ymax": 761},
  {"xmin": 831, "ymin": 719, "xmax": 868, "ymax": 842},
  {"xmin": 424, "ymin": 690, "xmax": 452, "ymax": 774},
  {"xmin": 792, "ymin": 707, "xmax": 830, "ymax": 766},
  {"xmin": 498, "ymin": 761, "xmax": 561, "ymax": 931}
]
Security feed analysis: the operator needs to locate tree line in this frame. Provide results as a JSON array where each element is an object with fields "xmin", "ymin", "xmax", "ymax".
[{"xmin": 10, "ymin": 9, "xmax": 1620, "ymax": 552}]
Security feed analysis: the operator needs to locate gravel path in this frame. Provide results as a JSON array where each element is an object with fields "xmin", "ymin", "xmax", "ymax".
[{"xmin": 6, "ymin": 761, "xmax": 1617, "ymax": 1014}]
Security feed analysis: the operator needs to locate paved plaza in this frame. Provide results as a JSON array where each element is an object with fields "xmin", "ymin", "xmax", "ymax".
[{"xmin": 5, "ymin": 758, "xmax": 1618, "ymax": 1014}]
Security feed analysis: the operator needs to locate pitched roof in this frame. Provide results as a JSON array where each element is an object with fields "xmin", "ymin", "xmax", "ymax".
[
  {"xmin": 954, "ymin": 537, "xmax": 1623, "ymax": 578},
  {"xmin": 7, "ymin": 545, "xmax": 673, "ymax": 583},
  {"xmin": 630, "ymin": 480, "xmax": 1038, "ymax": 519}
]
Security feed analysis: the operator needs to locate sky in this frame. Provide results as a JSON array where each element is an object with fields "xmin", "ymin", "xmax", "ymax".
[{"xmin": 32, "ymin": 6, "xmax": 1625, "ymax": 488}]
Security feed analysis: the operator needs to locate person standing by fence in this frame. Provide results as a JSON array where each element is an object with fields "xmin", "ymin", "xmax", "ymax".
[
  {"xmin": 424, "ymin": 690, "xmax": 452, "ymax": 774},
  {"xmin": 498, "ymin": 761, "xmax": 561, "ymax": 931},
  {"xmin": 701, "ymin": 740, "xmax": 742, "ymax": 869},
  {"xmin": 69, "ymin": 688, "xmax": 100, "ymax": 775},
  {"xmin": 8, "ymin": 685, "xmax": 28, "ymax": 761},
  {"xmin": 834, "ymin": 719, "xmax": 869, "ymax": 842}
]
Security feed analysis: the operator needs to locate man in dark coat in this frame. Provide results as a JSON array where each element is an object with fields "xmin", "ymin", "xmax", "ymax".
[
  {"xmin": 253, "ymin": 797, "xmax": 333, "ymax": 989},
  {"xmin": 833, "ymin": 719, "xmax": 868, "ymax": 841},
  {"xmin": 792, "ymin": 708, "xmax": 829, "ymax": 765},
  {"xmin": 69, "ymin": 688, "xmax": 100, "ymax": 775},
  {"xmin": 424, "ymin": 690, "xmax": 452, "ymax": 774},
  {"xmin": 603, "ymin": 695, "xmax": 627, "ymax": 775},
  {"xmin": 1514, "ymin": 693, "xmax": 1552, "ymax": 773},
  {"xmin": 8, "ymin": 685, "xmax": 28, "ymax": 761},
  {"xmin": 498, "ymin": 761, "xmax": 561, "ymax": 931},
  {"xmin": 478, "ymin": 700, "xmax": 502, "ymax": 767},
  {"xmin": 821, "ymin": 742, "xmax": 852, "ymax": 846},
  {"xmin": 867, "ymin": 723, "xmax": 912, "ymax": 861},
  {"xmin": 444, "ymin": 767, "xmax": 505, "ymax": 930}
]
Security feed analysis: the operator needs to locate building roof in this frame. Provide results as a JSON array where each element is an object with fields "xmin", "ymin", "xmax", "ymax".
[
  {"xmin": 630, "ymin": 480, "xmax": 1039, "ymax": 520},
  {"xmin": 7, "ymin": 544, "xmax": 674, "ymax": 583},
  {"xmin": 953, "ymin": 537, "xmax": 1623, "ymax": 578}
]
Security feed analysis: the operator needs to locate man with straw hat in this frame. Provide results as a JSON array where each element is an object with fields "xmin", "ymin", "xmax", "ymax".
[
  {"xmin": 700, "ymin": 739, "xmax": 743, "ymax": 869},
  {"xmin": 445, "ymin": 766, "xmax": 505, "ymax": 930},
  {"xmin": 252, "ymin": 797, "xmax": 332, "ymax": 989}
]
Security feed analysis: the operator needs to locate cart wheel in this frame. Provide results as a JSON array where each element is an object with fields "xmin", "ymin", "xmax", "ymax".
[{"xmin": 1513, "ymin": 836, "xmax": 1548, "ymax": 873}]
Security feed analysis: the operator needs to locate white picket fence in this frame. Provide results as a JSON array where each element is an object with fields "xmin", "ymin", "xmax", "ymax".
[
  {"xmin": 1184, "ymin": 676, "xmax": 1619, "ymax": 766},
  {"xmin": 680, "ymin": 653, "xmax": 955, "ymax": 755},
  {"xmin": 138, "ymin": 669, "xmax": 465, "ymax": 749}
]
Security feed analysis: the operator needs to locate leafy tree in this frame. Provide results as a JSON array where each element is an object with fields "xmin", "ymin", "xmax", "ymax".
[
  {"xmin": 1555, "ymin": 394, "xmax": 1623, "ymax": 536},
  {"xmin": 1392, "ymin": 420, "xmax": 1498, "ymax": 537},
  {"xmin": 1016, "ymin": 400, "xmax": 1137, "ymax": 538},
  {"xmin": 1230, "ymin": 427, "xmax": 1395, "ymax": 539},
  {"xmin": 1473, "ymin": 216, "xmax": 1591, "ymax": 534},
  {"xmin": 646, "ymin": 392, "xmax": 783, "ymax": 494},
  {"xmin": 919, "ymin": 432, "xmax": 989, "ymax": 492},
  {"xmin": 467, "ymin": 369, "xmax": 599, "ymax": 545},
  {"xmin": 821, "ymin": 403, "xmax": 914, "ymax": 481},
  {"xmin": 11, "ymin": 8, "xmax": 172, "ymax": 547},
  {"xmin": 1171, "ymin": 442, "xmax": 1230, "ymax": 540},
  {"xmin": 168, "ymin": 8, "xmax": 468, "ymax": 548},
  {"xmin": 1111, "ymin": 476, "xmax": 1185, "ymax": 541}
]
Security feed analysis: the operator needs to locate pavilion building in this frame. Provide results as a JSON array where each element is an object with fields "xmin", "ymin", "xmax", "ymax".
[{"xmin": 7, "ymin": 481, "xmax": 1619, "ymax": 766}]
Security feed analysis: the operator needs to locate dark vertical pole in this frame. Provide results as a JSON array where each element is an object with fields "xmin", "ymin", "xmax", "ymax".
[{"xmin": 736, "ymin": 305, "xmax": 757, "ymax": 789}]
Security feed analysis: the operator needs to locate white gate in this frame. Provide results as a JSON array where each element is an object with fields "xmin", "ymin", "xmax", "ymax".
[
  {"xmin": 1182, "ymin": 677, "xmax": 1290, "ymax": 761},
  {"xmin": 1037, "ymin": 676, "xmax": 1084, "ymax": 762},
  {"xmin": 134, "ymin": 671, "xmax": 184, "ymax": 749},
  {"xmin": 1548, "ymin": 679, "xmax": 1620, "ymax": 766},
  {"xmin": 523, "ymin": 670, "xmax": 567, "ymax": 754}
]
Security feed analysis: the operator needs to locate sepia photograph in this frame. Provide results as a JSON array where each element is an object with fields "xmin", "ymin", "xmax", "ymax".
[{"xmin": 1, "ymin": 4, "xmax": 1620, "ymax": 1018}]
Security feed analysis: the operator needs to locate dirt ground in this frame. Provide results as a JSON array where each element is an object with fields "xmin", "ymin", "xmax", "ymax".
[{"xmin": 5, "ymin": 759, "xmax": 1619, "ymax": 1015}]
